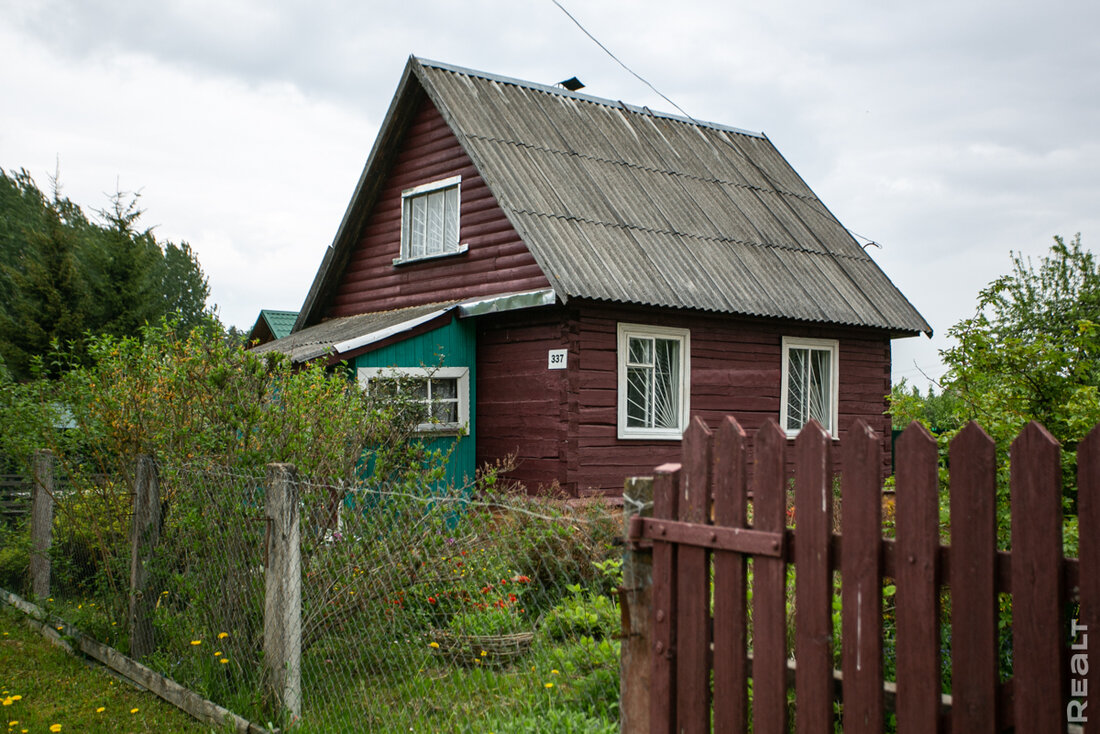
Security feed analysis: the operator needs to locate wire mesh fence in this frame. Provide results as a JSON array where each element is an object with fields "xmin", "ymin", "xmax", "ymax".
[{"xmin": 0, "ymin": 456, "xmax": 625, "ymax": 733}]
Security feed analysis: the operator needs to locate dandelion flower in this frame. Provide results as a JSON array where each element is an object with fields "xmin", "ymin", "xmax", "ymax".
[
  {"xmin": 429, "ymin": 641, "xmax": 440, "ymax": 649},
  {"xmin": 190, "ymin": 640, "xmax": 201, "ymax": 646},
  {"xmin": 130, "ymin": 707, "xmax": 139, "ymax": 714},
  {"xmin": 480, "ymin": 650, "xmax": 487, "ymax": 657},
  {"xmin": 9, "ymin": 696, "xmax": 19, "ymax": 701},
  {"xmin": 218, "ymin": 632, "xmax": 229, "ymax": 639},
  {"xmin": 96, "ymin": 707, "xmax": 105, "ymax": 713},
  {"xmin": 2, "ymin": 698, "xmax": 12, "ymax": 706},
  {"xmin": 8, "ymin": 722, "xmax": 17, "ymax": 727},
  {"xmin": 544, "ymin": 682, "xmax": 554, "ymax": 689},
  {"xmin": 551, "ymin": 669, "xmax": 559, "ymax": 675},
  {"xmin": 219, "ymin": 658, "xmax": 229, "ymax": 664},
  {"xmin": 50, "ymin": 725, "xmax": 61, "ymax": 732}
]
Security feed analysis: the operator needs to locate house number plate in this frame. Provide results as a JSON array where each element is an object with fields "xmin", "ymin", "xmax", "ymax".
[{"xmin": 548, "ymin": 349, "xmax": 568, "ymax": 369}]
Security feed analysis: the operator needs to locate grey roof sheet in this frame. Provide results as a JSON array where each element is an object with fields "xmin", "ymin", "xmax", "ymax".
[
  {"xmin": 414, "ymin": 59, "xmax": 930, "ymax": 335},
  {"xmin": 252, "ymin": 301, "xmax": 460, "ymax": 363}
]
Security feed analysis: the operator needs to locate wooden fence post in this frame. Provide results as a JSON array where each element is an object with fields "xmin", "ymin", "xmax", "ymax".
[
  {"xmin": 620, "ymin": 475, "xmax": 654, "ymax": 734},
  {"xmin": 129, "ymin": 456, "xmax": 162, "ymax": 659},
  {"xmin": 264, "ymin": 463, "xmax": 302, "ymax": 722},
  {"xmin": 30, "ymin": 449, "xmax": 55, "ymax": 600}
]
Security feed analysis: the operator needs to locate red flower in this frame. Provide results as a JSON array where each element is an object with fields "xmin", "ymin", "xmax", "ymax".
[
  {"xmin": 428, "ymin": 597, "xmax": 436, "ymax": 604},
  {"xmin": 508, "ymin": 593, "xmax": 517, "ymax": 602}
]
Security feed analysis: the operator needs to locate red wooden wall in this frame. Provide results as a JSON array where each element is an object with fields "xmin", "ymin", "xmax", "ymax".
[
  {"xmin": 324, "ymin": 98, "xmax": 549, "ymax": 319},
  {"xmin": 475, "ymin": 309, "xmax": 570, "ymax": 492},
  {"xmin": 475, "ymin": 302, "xmax": 894, "ymax": 496}
]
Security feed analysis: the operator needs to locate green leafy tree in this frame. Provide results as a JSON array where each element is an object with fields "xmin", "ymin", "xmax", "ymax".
[{"xmin": 890, "ymin": 234, "xmax": 1098, "ymax": 549}]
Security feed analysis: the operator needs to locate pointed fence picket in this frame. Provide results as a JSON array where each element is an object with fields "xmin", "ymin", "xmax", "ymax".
[{"xmin": 623, "ymin": 416, "xmax": 1095, "ymax": 734}]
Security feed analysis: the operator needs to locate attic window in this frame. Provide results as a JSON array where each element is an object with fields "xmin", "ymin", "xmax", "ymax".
[{"xmin": 396, "ymin": 176, "xmax": 467, "ymax": 264}]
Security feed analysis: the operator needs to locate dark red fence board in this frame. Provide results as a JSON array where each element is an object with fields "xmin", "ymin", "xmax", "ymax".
[
  {"xmin": 893, "ymin": 422, "xmax": 941, "ymax": 733},
  {"xmin": 751, "ymin": 420, "xmax": 789, "ymax": 734},
  {"xmin": 676, "ymin": 419, "xmax": 713, "ymax": 734},
  {"xmin": 1010, "ymin": 422, "xmax": 1065, "ymax": 733},
  {"xmin": 948, "ymin": 422, "xmax": 997, "ymax": 734},
  {"xmin": 794, "ymin": 421, "xmax": 834, "ymax": 734},
  {"xmin": 841, "ymin": 420, "xmax": 883, "ymax": 734},
  {"xmin": 1077, "ymin": 424, "xmax": 1100, "ymax": 734},
  {"xmin": 712, "ymin": 416, "xmax": 749, "ymax": 734},
  {"xmin": 651, "ymin": 463, "xmax": 680, "ymax": 734}
]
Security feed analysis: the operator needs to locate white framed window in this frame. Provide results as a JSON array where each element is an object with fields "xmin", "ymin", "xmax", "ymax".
[
  {"xmin": 780, "ymin": 337, "xmax": 839, "ymax": 437},
  {"xmin": 395, "ymin": 175, "xmax": 466, "ymax": 264},
  {"xmin": 357, "ymin": 366, "xmax": 470, "ymax": 434},
  {"xmin": 617, "ymin": 323, "xmax": 690, "ymax": 440}
]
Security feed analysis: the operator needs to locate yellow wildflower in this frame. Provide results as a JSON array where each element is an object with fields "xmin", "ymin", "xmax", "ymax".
[
  {"xmin": 429, "ymin": 641, "xmax": 440, "ymax": 649},
  {"xmin": 130, "ymin": 707, "xmax": 139, "ymax": 714},
  {"xmin": 190, "ymin": 640, "xmax": 201, "ymax": 646},
  {"xmin": 50, "ymin": 725, "xmax": 62, "ymax": 733},
  {"xmin": 96, "ymin": 707, "xmax": 105, "ymax": 713},
  {"xmin": 544, "ymin": 682, "xmax": 554, "ymax": 689},
  {"xmin": 218, "ymin": 632, "xmax": 229, "ymax": 639},
  {"xmin": 219, "ymin": 658, "xmax": 229, "ymax": 664}
]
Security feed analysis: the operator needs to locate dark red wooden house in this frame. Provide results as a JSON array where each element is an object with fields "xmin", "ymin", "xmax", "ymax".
[{"xmin": 256, "ymin": 56, "xmax": 931, "ymax": 497}]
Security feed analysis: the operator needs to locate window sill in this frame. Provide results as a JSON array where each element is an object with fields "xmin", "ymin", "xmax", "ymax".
[
  {"xmin": 783, "ymin": 428, "xmax": 840, "ymax": 441},
  {"xmin": 415, "ymin": 422, "xmax": 468, "ymax": 437},
  {"xmin": 618, "ymin": 429, "xmax": 684, "ymax": 441},
  {"xmin": 393, "ymin": 243, "xmax": 469, "ymax": 267}
]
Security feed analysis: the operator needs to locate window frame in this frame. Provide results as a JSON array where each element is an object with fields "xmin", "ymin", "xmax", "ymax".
[
  {"xmin": 357, "ymin": 365, "xmax": 470, "ymax": 435},
  {"xmin": 616, "ymin": 323, "xmax": 691, "ymax": 441},
  {"xmin": 779, "ymin": 336, "xmax": 839, "ymax": 438},
  {"xmin": 394, "ymin": 175, "xmax": 467, "ymax": 265}
]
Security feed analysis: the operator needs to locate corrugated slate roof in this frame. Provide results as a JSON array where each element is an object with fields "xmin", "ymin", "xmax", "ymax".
[
  {"xmin": 415, "ymin": 59, "xmax": 929, "ymax": 336},
  {"xmin": 300, "ymin": 57, "xmax": 930, "ymax": 336},
  {"xmin": 252, "ymin": 301, "xmax": 460, "ymax": 363}
]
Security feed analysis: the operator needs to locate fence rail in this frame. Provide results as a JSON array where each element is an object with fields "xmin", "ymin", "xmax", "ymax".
[{"xmin": 621, "ymin": 416, "xmax": 1095, "ymax": 734}]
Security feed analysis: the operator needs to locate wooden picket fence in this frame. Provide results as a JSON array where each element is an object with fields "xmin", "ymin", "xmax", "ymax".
[{"xmin": 619, "ymin": 416, "xmax": 1098, "ymax": 734}]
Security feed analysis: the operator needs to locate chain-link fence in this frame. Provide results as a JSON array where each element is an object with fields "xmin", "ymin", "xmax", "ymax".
[{"xmin": 1, "ymin": 455, "xmax": 625, "ymax": 733}]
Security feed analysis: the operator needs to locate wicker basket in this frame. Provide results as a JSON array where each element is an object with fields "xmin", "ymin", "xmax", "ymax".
[{"xmin": 428, "ymin": 629, "xmax": 534, "ymax": 666}]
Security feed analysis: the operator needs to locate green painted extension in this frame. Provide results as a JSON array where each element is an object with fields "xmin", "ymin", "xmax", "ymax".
[{"xmin": 352, "ymin": 316, "xmax": 477, "ymax": 490}]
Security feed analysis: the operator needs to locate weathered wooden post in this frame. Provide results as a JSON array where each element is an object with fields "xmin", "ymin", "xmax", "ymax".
[
  {"xmin": 264, "ymin": 463, "xmax": 302, "ymax": 722},
  {"xmin": 129, "ymin": 456, "xmax": 162, "ymax": 659},
  {"xmin": 620, "ymin": 475, "xmax": 654, "ymax": 734},
  {"xmin": 30, "ymin": 449, "xmax": 55, "ymax": 600}
]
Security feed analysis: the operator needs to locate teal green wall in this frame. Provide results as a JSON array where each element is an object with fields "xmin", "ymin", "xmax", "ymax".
[{"xmin": 353, "ymin": 317, "xmax": 477, "ymax": 489}]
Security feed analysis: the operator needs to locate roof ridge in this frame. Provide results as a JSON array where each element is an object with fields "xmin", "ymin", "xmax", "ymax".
[
  {"xmin": 414, "ymin": 56, "xmax": 765, "ymax": 140},
  {"xmin": 509, "ymin": 208, "xmax": 873, "ymax": 262}
]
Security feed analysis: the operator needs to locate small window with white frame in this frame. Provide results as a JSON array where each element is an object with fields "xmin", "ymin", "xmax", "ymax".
[
  {"xmin": 780, "ymin": 336, "xmax": 839, "ymax": 437},
  {"xmin": 396, "ymin": 176, "xmax": 466, "ymax": 264},
  {"xmin": 617, "ymin": 323, "xmax": 690, "ymax": 440},
  {"xmin": 357, "ymin": 366, "xmax": 470, "ymax": 434}
]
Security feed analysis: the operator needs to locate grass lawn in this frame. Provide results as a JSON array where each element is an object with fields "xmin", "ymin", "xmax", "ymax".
[{"xmin": 0, "ymin": 605, "xmax": 221, "ymax": 734}]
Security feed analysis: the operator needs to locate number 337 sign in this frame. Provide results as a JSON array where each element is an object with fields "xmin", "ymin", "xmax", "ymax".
[{"xmin": 548, "ymin": 349, "xmax": 568, "ymax": 369}]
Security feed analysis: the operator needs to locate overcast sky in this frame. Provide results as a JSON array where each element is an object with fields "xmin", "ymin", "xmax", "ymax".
[{"xmin": 2, "ymin": 0, "xmax": 1097, "ymax": 387}]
